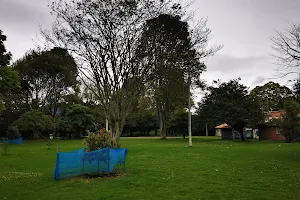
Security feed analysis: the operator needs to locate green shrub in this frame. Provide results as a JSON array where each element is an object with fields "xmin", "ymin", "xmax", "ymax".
[
  {"xmin": 12, "ymin": 110, "xmax": 53, "ymax": 139},
  {"xmin": 6, "ymin": 125, "xmax": 21, "ymax": 139},
  {"xmin": 64, "ymin": 104, "xmax": 95, "ymax": 138},
  {"xmin": 84, "ymin": 129, "xmax": 120, "ymax": 152}
]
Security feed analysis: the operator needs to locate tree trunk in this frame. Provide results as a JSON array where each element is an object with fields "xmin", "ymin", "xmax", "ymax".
[
  {"xmin": 225, "ymin": 121, "xmax": 246, "ymax": 141},
  {"xmin": 161, "ymin": 121, "xmax": 167, "ymax": 139},
  {"xmin": 238, "ymin": 130, "xmax": 245, "ymax": 141},
  {"xmin": 110, "ymin": 120, "xmax": 124, "ymax": 144}
]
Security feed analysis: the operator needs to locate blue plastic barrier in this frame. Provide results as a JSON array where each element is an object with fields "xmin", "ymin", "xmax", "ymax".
[
  {"xmin": 54, "ymin": 147, "xmax": 127, "ymax": 180},
  {"xmin": 2, "ymin": 137, "xmax": 23, "ymax": 144}
]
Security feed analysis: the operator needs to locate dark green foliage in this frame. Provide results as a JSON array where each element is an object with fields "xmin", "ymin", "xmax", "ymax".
[
  {"xmin": 0, "ymin": 65, "xmax": 20, "ymax": 113},
  {"xmin": 293, "ymin": 77, "xmax": 300, "ymax": 104},
  {"xmin": 6, "ymin": 125, "xmax": 21, "ymax": 139},
  {"xmin": 137, "ymin": 14, "xmax": 204, "ymax": 139},
  {"xmin": 250, "ymin": 81, "xmax": 292, "ymax": 112},
  {"xmin": 0, "ymin": 29, "xmax": 12, "ymax": 67},
  {"xmin": 0, "ymin": 30, "xmax": 22, "ymax": 123},
  {"xmin": 123, "ymin": 95, "xmax": 159, "ymax": 136},
  {"xmin": 12, "ymin": 110, "xmax": 53, "ymax": 139},
  {"xmin": 0, "ymin": 67, "xmax": 20, "ymax": 94},
  {"xmin": 13, "ymin": 47, "xmax": 78, "ymax": 113},
  {"xmin": 277, "ymin": 98, "xmax": 300, "ymax": 142},
  {"xmin": 197, "ymin": 79, "xmax": 264, "ymax": 140},
  {"xmin": 61, "ymin": 104, "xmax": 95, "ymax": 138},
  {"xmin": 168, "ymin": 108, "xmax": 188, "ymax": 137}
]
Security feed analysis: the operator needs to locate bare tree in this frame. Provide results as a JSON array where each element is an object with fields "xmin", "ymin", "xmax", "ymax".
[
  {"xmin": 41, "ymin": 0, "xmax": 182, "ymax": 142},
  {"xmin": 271, "ymin": 22, "xmax": 300, "ymax": 75}
]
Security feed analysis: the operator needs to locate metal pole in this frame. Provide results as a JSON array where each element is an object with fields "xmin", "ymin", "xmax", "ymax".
[
  {"xmin": 188, "ymin": 76, "xmax": 192, "ymax": 147},
  {"xmin": 206, "ymin": 123, "xmax": 208, "ymax": 136},
  {"xmin": 106, "ymin": 118, "xmax": 109, "ymax": 131}
]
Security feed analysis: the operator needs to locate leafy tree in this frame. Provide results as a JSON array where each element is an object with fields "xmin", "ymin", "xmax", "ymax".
[
  {"xmin": 276, "ymin": 98, "xmax": 300, "ymax": 143},
  {"xmin": 197, "ymin": 79, "xmax": 264, "ymax": 141},
  {"xmin": 42, "ymin": 0, "xmax": 219, "ymax": 143},
  {"xmin": 12, "ymin": 110, "xmax": 53, "ymax": 138},
  {"xmin": 0, "ymin": 29, "xmax": 12, "ymax": 67},
  {"xmin": 13, "ymin": 47, "xmax": 78, "ymax": 115},
  {"xmin": 250, "ymin": 81, "xmax": 292, "ymax": 112},
  {"xmin": 124, "ymin": 95, "xmax": 159, "ymax": 136},
  {"xmin": 63, "ymin": 104, "xmax": 95, "ymax": 137},
  {"xmin": 0, "ymin": 67, "xmax": 20, "ymax": 112},
  {"xmin": 293, "ymin": 77, "xmax": 300, "ymax": 104},
  {"xmin": 168, "ymin": 108, "xmax": 188, "ymax": 138},
  {"xmin": 42, "ymin": 0, "xmax": 180, "ymax": 143},
  {"xmin": 6, "ymin": 125, "xmax": 21, "ymax": 139},
  {"xmin": 137, "ymin": 14, "xmax": 203, "ymax": 139},
  {"xmin": 0, "ymin": 30, "xmax": 21, "ymax": 113}
]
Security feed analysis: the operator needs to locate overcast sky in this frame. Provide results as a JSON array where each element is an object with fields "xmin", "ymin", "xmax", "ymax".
[{"xmin": 0, "ymin": 0, "xmax": 300, "ymax": 94}]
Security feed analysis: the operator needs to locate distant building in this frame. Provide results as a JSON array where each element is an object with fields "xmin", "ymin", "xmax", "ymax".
[
  {"xmin": 215, "ymin": 123, "xmax": 254, "ymax": 140},
  {"xmin": 258, "ymin": 111, "xmax": 286, "ymax": 141},
  {"xmin": 264, "ymin": 111, "xmax": 284, "ymax": 122},
  {"xmin": 256, "ymin": 124, "xmax": 286, "ymax": 141}
]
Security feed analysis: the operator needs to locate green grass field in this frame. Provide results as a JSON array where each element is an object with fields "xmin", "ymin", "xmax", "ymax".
[{"xmin": 1, "ymin": 137, "xmax": 300, "ymax": 200}]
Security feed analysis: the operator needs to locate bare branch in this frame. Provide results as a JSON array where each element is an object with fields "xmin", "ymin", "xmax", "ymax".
[{"xmin": 271, "ymin": 21, "xmax": 300, "ymax": 74}]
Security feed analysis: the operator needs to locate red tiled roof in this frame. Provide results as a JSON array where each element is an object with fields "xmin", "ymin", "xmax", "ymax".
[
  {"xmin": 265, "ymin": 111, "xmax": 284, "ymax": 118},
  {"xmin": 215, "ymin": 123, "xmax": 231, "ymax": 129}
]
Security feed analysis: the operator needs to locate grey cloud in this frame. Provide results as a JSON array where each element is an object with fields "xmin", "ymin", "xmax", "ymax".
[
  {"xmin": 204, "ymin": 54, "xmax": 270, "ymax": 73},
  {"xmin": 251, "ymin": 76, "xmax": 266, "ymax": 86}
]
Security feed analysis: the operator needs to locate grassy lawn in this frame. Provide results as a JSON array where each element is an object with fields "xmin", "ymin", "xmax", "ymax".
[{"xmin": 1, "ymin": 137, "xmax": 300, "ymax": 200}]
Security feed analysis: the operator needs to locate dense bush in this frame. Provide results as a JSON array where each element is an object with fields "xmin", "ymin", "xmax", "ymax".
[
  {"xmin": 12, "ymin": 110, "xmax": 53, "ymax": 139},
  {"xmin": 63, "ymin": 104, "xmax": 95, "ymax": 138},
  {"xmin": 84, "ymin": 129, "xmax": 120, "ymax": 152},
  {"xmin": 6, "ymin": 125, "xmax": 21, "ymax": 139}
]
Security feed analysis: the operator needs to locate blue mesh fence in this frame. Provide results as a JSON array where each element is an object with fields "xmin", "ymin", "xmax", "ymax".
[
  {"xmin": 2, "ymin": 137, "xmax": 23, "ymax": 144},
  {"xmin": 54, "ymin": 147, "xmax": 128, "ymax": 180}
]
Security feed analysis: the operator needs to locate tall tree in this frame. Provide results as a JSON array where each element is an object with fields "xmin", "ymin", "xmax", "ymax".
[
  {"xmin": 0, "ymin": 29, "xmax": 12, "ymax": 67},
  {"xmin": 271, "ymin": 22, "xmax": 300, "ymax": 75},
  {"xmin": 0, "ymin": 67, "xmax": 20, "ymax": 112},
  {"xmin": 0, "ymin": 30, "xmax": 20, "ymax": 113},
  {"xmin": 197, "ymin": 79, "xmax": 264, "ymax": 141},
  {"xmin": 41, "ymin": 0, "xmax": 191, "ymax": 142},
  {"xmin": 250, "ymin": 81, "xmax": 292, "ymax": 112},
  {"xmin": 271, "ymin": 98, "xmax": 300, "ymax": 143},
  {"xmin": 293, "ymin": 77, "xmax": 300, "ymax": 104},
  {"xmin": 137, "ymin": 13, "xmax": 214, "ymax": 140},
  {"xmin": 13, "ymin": 47, "xmax": 78, "ymax": 115}
]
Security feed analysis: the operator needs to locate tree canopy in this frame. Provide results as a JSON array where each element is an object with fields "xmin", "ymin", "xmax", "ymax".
[
  {"xmin": 0, "ymin": 29, "xmax": 12, "ymax": 67},
  {"xmin": 137, "ymin": 13, "xmax": 206, "ymax": 139},
  {"xmin": 197, "ymin": 79, "xmax": 264, "ymax": 141},
  {"xmin": 0, "ymin": 30, "xmax": 20, "ymax": 113},
  {"xmin": 13, "ymin": 47, "xmax": 78, "ymax": 114},
  {"xmin": 250, "ymin": 81, "xmax": 292, "ymax": 112}
]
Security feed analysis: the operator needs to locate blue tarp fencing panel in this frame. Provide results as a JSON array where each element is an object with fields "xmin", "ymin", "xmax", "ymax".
[
  {"xmin": 2, "ymin": 137, "xmax": 23, "ymax": 144},
  {"xmin": 54, "ymin": 147, "xmax": 128, "ymax": 180}
]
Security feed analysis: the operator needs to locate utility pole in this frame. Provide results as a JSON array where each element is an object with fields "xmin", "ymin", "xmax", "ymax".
[{"xmin": 188, "ymin": 75, "xmax": 192, "ymax": 147}]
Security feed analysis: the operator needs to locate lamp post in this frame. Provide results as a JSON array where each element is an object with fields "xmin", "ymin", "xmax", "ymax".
[{"xmin": 188, "ymin": 75, "xmax": 192, "ymax": 147}]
